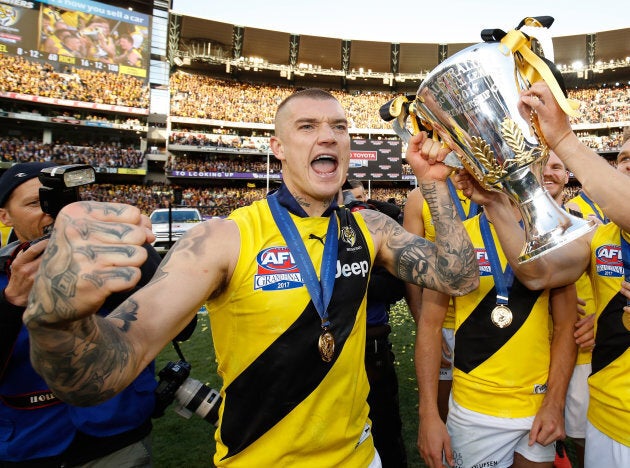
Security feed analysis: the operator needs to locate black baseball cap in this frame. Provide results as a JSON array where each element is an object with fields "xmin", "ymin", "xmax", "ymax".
[{"xmin": 0, "ymin": 162, "xmax": 57, "ymax": 207}]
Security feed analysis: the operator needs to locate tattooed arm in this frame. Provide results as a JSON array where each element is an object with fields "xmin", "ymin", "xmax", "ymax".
[
  {"xmin": 402, "ymin": 187, "xmax": 427, "ymax": 324},
  {"xmin": 361, "ymin": 132, "xmax": 478, "ymax": 296},
  {"xmin": 24, "ymin": 201, "xmax": 238, "ymax": 405},
  {"xmin": 361, "ymin": 189, "xmax": 477, "ymax": 296}
]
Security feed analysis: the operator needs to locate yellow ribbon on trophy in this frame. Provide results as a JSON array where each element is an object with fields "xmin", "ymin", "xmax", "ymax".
[{"xmin": 499, "ymin": 23, "xmax": 581, "ymax": 117}]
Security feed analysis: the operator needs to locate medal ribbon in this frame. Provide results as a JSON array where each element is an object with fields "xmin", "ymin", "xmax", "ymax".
[
  {"xmin": 480, "ymin": 214, "xmax": 515, "ymax": 306},
  {"xmin": 447, "ymin": 178, "xmax": 478, "ymax": 221},
  {"xmin": 580, "ymin": 192, "xmax": 609, "ymax": 224},
  {"xmin": 621, "ymin": 233, "xmax": 630, "ymax": 307},
  {"xmin": 268, "ymin": 194, "xmax": 338, "ymax": 328}
]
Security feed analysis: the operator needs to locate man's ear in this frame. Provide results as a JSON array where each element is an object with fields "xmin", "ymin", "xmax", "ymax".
[
  {"xmin": 270, "ymin": 136, "xmax": 284, "ymax": 161},
  {"xmin": 0, "ymin": 208, "xmax": 13, "ymax": 227}
]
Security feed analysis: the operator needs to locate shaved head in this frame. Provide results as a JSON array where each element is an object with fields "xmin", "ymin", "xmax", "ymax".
[{"xmin": 274, "ymin": 88, "xmax": 339, "ymax": 137}]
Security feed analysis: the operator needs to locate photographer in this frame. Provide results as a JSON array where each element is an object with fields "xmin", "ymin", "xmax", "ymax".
[{"xmin": 0, "ymin": 162, "xmax": 161, "ymax": 467}]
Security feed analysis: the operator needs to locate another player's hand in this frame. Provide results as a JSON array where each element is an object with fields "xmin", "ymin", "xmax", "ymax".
[
  {"xmin": 620, "ymin": 280, "xmax": 630, "ymax": 316},
  {"xmin": 451, "ymin": 169, "xmax": 503, "ymax": 206},
  {"xmin": 519, "ymin": 81, "xmax": 574, "ymax": 151},
  {"xmin": 529, "ymin": 399, "xmax": 565, "ymax": 447},
  {"xmin": 418, "ymin": 413, "xmax": 454, "ymax": 468},
  {"xmin": 440, "ymin": 334, "xmax": 452, "ymax": 369},
  {"xmin": 575, "ymin": 298, "xmax": 595, "ymax": 350}
]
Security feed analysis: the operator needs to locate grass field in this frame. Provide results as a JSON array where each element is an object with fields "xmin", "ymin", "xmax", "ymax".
[{"xmin": 153, "ymin": 301, "xmax": 427, "ymax": 467}]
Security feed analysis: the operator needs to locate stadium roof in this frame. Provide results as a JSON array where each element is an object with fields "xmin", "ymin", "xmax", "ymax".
[
  {"xmin": 174, "ymin": 14, "xmax": 629, "ymax": 89},
  {"xmin": 171, "ymin": 0, "xmax": 630, "ymax": 44}
]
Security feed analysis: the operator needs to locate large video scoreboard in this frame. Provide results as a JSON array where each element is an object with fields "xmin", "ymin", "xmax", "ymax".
[{"xmin": 0, "ymin": 0, "xmax": 151, "ymax": 79}]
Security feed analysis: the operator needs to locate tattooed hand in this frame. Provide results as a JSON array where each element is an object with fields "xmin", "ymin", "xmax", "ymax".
[{"xmin": 24, "ymin": 201, "xmax": 152, "ymax": 329}]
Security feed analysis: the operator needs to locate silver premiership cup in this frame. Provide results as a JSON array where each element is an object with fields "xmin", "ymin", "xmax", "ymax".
[{"xmin": 409, "ymin": 40, "xmax": 595, "ymax": 263}]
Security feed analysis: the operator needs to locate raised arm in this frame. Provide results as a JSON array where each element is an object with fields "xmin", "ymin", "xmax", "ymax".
[
  {"xmin": 451, "ymin": 169, "xmax": 591, "ymax": 290},
  {"xmin": 365, "ymin": 132, "xmax": 478, "ymax": 296},
  {"xmin": 24, "ymin": 201, "xmax": 237, "ymax": 405},
  {"xmin": 521, "ymin": 81, "xmax": 630, "ymax": 231}
]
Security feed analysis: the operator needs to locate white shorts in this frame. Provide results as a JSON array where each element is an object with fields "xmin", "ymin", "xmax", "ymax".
[
  {"xmin": 368, "ymin": 449, "xmax": 382, "ymax": 468},
  {"xmin": 447, "ymin": 398, "xmax": 556, "ymax": 468},
  {"xmin": 585, "ymin": 420, "xmax": 630, "ymax": 468},
  {"xmin": 565, "ymin": 363, "xmax": 590, "ymax": 439},
  {"xmin": 439, "ymin": 327, "xmax": 455, "ymax": 381}
]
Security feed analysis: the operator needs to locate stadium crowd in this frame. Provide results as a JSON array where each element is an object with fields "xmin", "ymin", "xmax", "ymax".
[
  {"xmin": 0, "ymin": 55, "xmax": 149, "ymax": 109},
  {"xmin": 0, "ymin": 137, "xmax": 144, "ymax": 169},
  {"xmin": 165, "ymin": 154, "xmax": 281, "ymax": 174},
  {"xmin": 2, "ymin": 57, "xmax": 628, "ymax": 131},
  {"xmin": 0, "ymin": 59, "xmax": 626, "ymax": 228},
  {"xmin": 169, "ymin": 70, "xmax": 630, "ymax": 130},
  {"xmin": 168, "ymin": 131, "xmax": 270, "ymax": 151},
  {"xmin": 77, "ymin": 183, "xmax": 411, "ymax": 218}
]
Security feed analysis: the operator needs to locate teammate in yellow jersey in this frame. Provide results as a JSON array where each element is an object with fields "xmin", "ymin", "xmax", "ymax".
[
  {"xmin": 404, "ymin": 178, "xmax": 479, "ymax": 423},
  {"xmin": 452, "ymin": 82, "xmax": 630, "ymax": 468}
]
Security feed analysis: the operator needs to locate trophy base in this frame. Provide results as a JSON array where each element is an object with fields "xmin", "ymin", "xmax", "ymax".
[{"xmin": 518, "ymin": 217, "xmax": 596, "ymax": 263}]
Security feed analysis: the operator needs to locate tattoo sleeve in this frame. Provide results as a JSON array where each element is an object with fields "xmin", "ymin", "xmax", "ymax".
[
  {"xmin": 24, "ymin": 204, "xmax": 145, "ymax": 405},
  {"xmin": 366, "ymin": 181, "xmax": 478, "ymax": 296},
  {"xmin": 417, "ymin": 181, "xmax": 478, "ymax": 294}
]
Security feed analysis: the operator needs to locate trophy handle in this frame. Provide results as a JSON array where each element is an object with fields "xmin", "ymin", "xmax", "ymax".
[
  {"xmin": 379, "ymin": 95, "xmax": 420, "ymax": 144},
  {"xmin": 380, "ymin": 96, "xmax": 463, "ymax": 169}
]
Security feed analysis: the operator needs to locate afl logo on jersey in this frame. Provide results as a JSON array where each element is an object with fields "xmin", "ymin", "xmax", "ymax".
[
  {"xmin": 476, "ymin": 248, "xmax": 492, "ymax": 276},
  {"xmin": 595, "ymin": 244, "xmax": 624, "ymax": 277},
  {"xmin": 254, "ymin": 246, "xmax": 303, "ymax": 291},
  {"xmin": 257, "ymin": 246, "xmax": 297, "ymax": 271}
]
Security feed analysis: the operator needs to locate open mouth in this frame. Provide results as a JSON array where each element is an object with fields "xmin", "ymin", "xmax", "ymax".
[{"xmin": 311, "ymin": 155, "xmax": 338, "ymax": 175}]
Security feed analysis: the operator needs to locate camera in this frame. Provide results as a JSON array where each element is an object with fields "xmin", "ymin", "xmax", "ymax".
[
  {"xmin": 3, "ymin": 164, "xmax": 96, "ymax": 276},
  {"xmin": 38, "ymin": 164, "xmax": 96, "ymax": 219},
  {"xmin": 153, "ymin": 360, "xmax": 222, "ymax": 426}
]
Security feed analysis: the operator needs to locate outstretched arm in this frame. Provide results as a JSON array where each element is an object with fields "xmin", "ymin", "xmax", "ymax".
[
  {"xmin": 451, "ymin": 168, "xmax": 591, "ymax": 290},
  {"xmin": 521, "ymin": 82, "xmax": 630, "ymax": 231},
  {"xmin": 24, "ymin": 201, "xmax": 237, "ymax": 405},
  {"xmin": 366, "ymin": 132, "xmax": 478, "ymax": 296}
]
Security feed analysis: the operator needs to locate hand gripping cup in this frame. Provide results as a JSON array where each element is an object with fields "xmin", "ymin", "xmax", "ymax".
[{"xmin": 382, "ymin": 17, "xmax": 595, "ymax": 263}]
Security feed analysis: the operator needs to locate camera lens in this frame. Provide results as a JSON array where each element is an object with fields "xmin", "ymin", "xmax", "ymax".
[{"xmin": 174, "ymin": 378, "xmax": 222, "ymax": 426}]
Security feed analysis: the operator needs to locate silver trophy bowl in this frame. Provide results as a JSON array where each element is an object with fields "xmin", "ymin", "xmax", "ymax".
[{"xmin": 409, "ymin": 40, "xmax": 595, "ymax": 263}]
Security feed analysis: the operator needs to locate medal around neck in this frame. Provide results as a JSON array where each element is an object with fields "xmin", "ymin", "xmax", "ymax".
[
  {"xmin": 491, "ymin": 304, "xmax": 513, "ymax": 328},
  {"xmin": 318, "ymin": 327, "xmax": 335, "ymax": 362}
]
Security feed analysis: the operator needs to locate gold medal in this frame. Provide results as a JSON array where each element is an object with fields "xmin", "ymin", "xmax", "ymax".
[
  {"xmin": 318, "ymin": 330, "xmax": 335, "ymax": 362},
  {"xmin": 491, "ymin": 305, "xmax": 513, "ymax": 328},
  {"xmin": 622, "ymin": 310, "xmax": 630, "ymax": 331}
]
